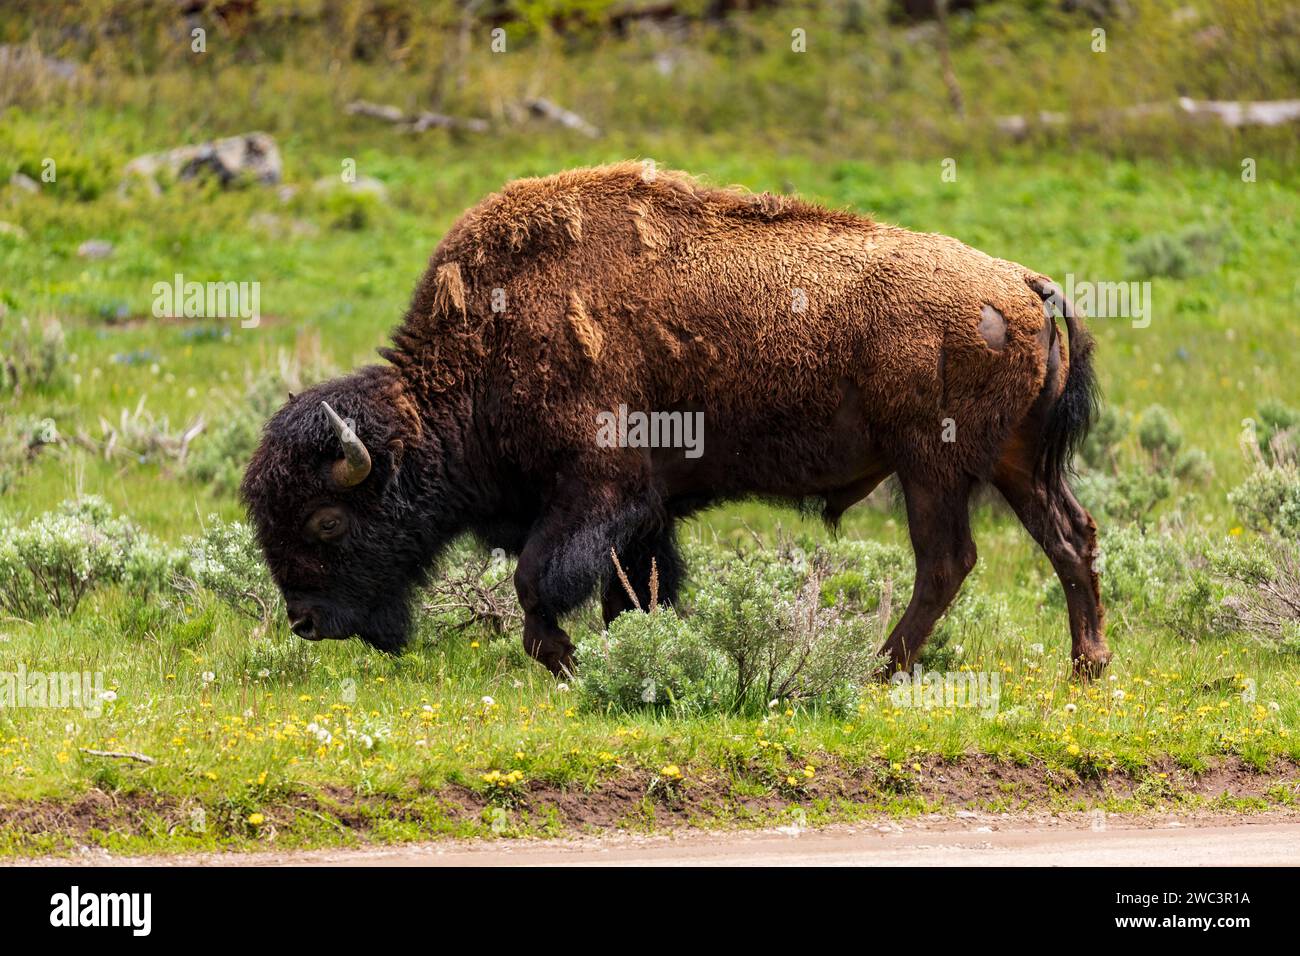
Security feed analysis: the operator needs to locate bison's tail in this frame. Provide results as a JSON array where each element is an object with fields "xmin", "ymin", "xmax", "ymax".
[{"xmin": 1027, "ymin": 275, "xmax": 1099, "ymax": 488}]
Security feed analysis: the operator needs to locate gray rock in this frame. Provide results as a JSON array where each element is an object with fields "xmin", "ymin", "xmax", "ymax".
[
  {"xmin": 77, "ymin": 239, "xmax": 114, "ymax": 259},
  {"xmin": 122, "ymin": 132, "xmax": 282, "ymax": 193},
  {"xmin": 9, "ymin": 172, "xmax": 39, "ymax": 193}
]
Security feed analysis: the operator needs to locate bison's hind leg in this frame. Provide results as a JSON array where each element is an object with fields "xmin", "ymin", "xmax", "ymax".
[
  {"xmin": 992, "ymin": 437, "xmax": 1110, "ymax": 678},
  {"xmin": 878, "ymin": 474, "xmax": 977, "ymax": 673}
]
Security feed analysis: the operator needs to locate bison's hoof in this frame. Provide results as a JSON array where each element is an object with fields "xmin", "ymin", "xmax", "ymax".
[
  {"xmin": 525, "ymin": 632, "xmax": 575, "ymax": 677},
  {"xmin": 1072, "ymin": 647, "xmax": 1112, "ymax": 681}
]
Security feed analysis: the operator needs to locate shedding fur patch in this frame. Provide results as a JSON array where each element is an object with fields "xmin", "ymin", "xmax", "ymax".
[
  {"xmin": 629, "ymin": 202, "xmax": 667, "ymax": 251},
  {"xmin": 500, "ymin": 194, "xmax": 583, "ymax": 253},
  {"xmin": 978, "ymin": 303, "xmax": 1007, "ymax": 351},
  {"xmin": 432, "ymin": 262, "xmax": 467, "ymax": 319},
  {"xmin": 566, "ymin": 292, "xmax": 602, "ymax": 362}
]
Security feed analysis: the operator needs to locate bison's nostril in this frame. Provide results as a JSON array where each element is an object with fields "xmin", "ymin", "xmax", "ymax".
[{"xmin": 289, "ymin": 615, "xmax": 318, "ymax": 639}]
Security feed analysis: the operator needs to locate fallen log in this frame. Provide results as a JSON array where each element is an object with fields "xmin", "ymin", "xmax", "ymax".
[
  {"xmin": 524, "ymin": 97, "xmax": 601, "ymax": 138},
  {"xmin": 345, "ymin": 100, "xmax": 489, "ymax": 133},
  {"xmin": 997, "ymin": 98, "xmax": 1300, "ymax": 135}
]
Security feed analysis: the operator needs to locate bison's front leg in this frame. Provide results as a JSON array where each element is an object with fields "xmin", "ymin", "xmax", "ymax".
[
  {"xmin": 514, "ymin": 479, "xmax": 662, "ymax": 675},
  {"xmin": 600, "ymin": 527, "xmax": 683, "ymax": 623}
]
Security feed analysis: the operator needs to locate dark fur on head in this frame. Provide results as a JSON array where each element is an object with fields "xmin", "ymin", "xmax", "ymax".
[{"xmin": 240, "ymin": 365, "xmax": 479, "ymax": 650}]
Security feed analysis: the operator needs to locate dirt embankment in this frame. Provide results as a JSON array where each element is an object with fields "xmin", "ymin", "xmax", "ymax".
[{"xmin": 2, "ymin": 754, "xmax": 1297, "ymax": 857}]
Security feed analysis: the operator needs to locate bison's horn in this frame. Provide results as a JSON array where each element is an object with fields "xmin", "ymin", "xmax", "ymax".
[{"xmin": 321, "ymin": 401, "xmax": 372, "ymax": 488}]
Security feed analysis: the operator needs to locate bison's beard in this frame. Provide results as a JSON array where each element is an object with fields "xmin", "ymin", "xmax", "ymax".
[
  {"xmin": 355, "ymin": 597, "xmax": 414, "ymax": 652},
  {"xmin": 310, "ymin": 589, "xmax": 415, "ymax": 653}
]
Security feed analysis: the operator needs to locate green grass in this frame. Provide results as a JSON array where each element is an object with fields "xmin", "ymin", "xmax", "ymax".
[{"xmin": 2, "ymin": 3, "xmax": 1300, "ymax": 855}]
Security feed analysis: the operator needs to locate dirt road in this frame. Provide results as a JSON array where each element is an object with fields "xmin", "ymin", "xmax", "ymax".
[{"xmin": 20, "ymin": 814, "xmax": 1300, "ymax": 867}]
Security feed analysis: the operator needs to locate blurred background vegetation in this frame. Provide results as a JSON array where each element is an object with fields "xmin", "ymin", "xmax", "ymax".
[{"xmin": 3, "ymin": 0, "xmax": 1299, "ymax": 168}]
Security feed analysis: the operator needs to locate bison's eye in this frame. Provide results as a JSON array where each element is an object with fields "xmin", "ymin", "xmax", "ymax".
[{"xmin": 305, "ymin": 506, "xmax": 348, "ymax": 543}]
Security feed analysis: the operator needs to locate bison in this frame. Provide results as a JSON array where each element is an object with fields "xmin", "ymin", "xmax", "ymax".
[{"xmin": 241, "ymin": 163, "xmax": 1110, "ymax": 678}]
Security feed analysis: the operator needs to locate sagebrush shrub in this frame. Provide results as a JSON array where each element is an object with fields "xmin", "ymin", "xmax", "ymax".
[
  {"xmin": 1080, "ymin": 405, "xmax": 1129, "ymax": 472},
  {"xmin": 0, "ymin": 496, "xmax": 182, "ymax": 617},
  {"xmin": 1256, "ymin": 401, "xmax": 1298, "ymax": 466},
  {"xmin": 1126, "ymin": 224, "xmax": 1238, "ymax": 279},
  {"xmin": 1062, "ymin": 525, "xmax": 1192, "ymax": 613},
  {"xmin": 692, "ymin": 548, "xmax": 881, "ymax": 710},
  {"xmin": 0, "ymin": 317, "xmax": 68, "ymax": 396},
  {"xmin": 1229, "ymin": 464, "xmax": 1300, "ymax": 538},
  {"xmin": 1135, "ymin": 404, "xmax": 1183, "ymax": 467},
  {"xmin": 1210, "ymin": 539, "xmax": 1300, "ymax": 650},
  {"xmin": 1074, "ymin": 468, "xmax": 1171, "ymax": 528},
  {"xmin": 1173, "ymin": 447, "xmax": 1214, "ymax": 485},
  {"xmin": 176, "ymin": 517, "xmax": 282, "ymax": 623},
  {"xmin": 575, "ymin": 608, "xmax": 728, "ymax": 715},
  {"xmin": 578, "ymin": 542, "xmax": 885, "ymax": 716}
]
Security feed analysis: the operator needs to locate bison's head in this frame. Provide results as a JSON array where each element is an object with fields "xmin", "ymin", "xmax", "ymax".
[{"xmin": 240, "ymin": 367, "xmax": 439, "ymax": 651}]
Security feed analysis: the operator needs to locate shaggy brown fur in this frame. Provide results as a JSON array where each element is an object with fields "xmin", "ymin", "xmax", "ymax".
[{"xmin": 242, "ymin": 163, "xmax": 1109, "ymax": 677}]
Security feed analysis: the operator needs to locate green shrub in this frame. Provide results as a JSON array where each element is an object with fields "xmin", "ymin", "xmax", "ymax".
[
  {"xmin": 1165, "ymin": 570, "xmax": 1225, "ymax": 641},
  {"xmin": 0, "ymin": 117, "xmax": 114, "ymax": 201},
  {"xmin": 692, "ymin": 548, "xmax": 882, "ymax": 712},
  {"xmin": 1089, "ymin": 525, "xmax": 1195, "ymax": 613},
  {"xmin": 0, "ymin": 317, "xmax": 68, "ymax": 396},
  {"xmin": 1173, "ymin": 447, "xmax": 1215, "ymax": 485},
  {"xmin": 1135, "ymin": 404, "xmax": 1183, "ymax": 466},
  {"xmin": 0, "ymin": 497, "xmax": 183, "ymax": 618},
  {"xmin": 575, "ymin": 608, "xmax": 727, "ymax": 716},
  {"xmin": 1257, "ymin": 400, "xmax": 1299, "ymax": 466},
  {"xmin": 1080, "ymin": 405, "xmax": 1129, "ymax": 472},
  {"xmin": 1228, "ymin": 464, "xmax": 1300, "ymax": 538},
  {"xmin": 817, "ymin": 537, "xmax": 914, "ymax": 611},
  {"xmin": 176, "ymin": 518, "xmax": 281, "ymax": 624},
  {"xmin": 319, "ymin": 187, "xmax": 385, "ymax": 231},
  {"xmin": 578, "ymin": 542, "xmax": 885, "ymax": 716},
  {"xmin": 1126, "ymin": 232, "xmax": 1193, "ymax": 279},
  {"xmin": 1126, "ymin": 224, "xmax": 1239, "ymax": 279},
  {"xmin": 1210, "ymin": 539, "xmax": 1300, "ymax": 650},
  {"xmin": 1075, "ymin": 468, "xmax": 1171, "ymax": 529}
]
